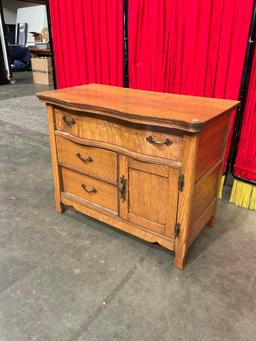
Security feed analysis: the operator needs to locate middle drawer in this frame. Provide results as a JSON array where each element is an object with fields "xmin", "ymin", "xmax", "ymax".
[{"xmin": 56, "ymin": 135, "xmax": 117, "ymax": 184}]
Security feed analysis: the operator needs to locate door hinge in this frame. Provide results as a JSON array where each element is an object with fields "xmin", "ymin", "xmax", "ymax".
[
  {"xmin": 178, "ymin": 174, "xmax": 184, "ymax": 192},
  {"xmin": 174, "ymin": 223, "xmax": 181, "ymax": 238}
]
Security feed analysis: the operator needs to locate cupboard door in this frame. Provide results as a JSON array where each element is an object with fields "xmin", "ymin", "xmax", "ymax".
[{"xmin": 119, "ymin": 156, "xmax": 180, "ymax": 238}]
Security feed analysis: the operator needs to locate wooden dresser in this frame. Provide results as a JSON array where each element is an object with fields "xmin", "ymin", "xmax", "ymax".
[{"xmin": 38, "ymin": 84, "xmax": 239, "ymax": 269}]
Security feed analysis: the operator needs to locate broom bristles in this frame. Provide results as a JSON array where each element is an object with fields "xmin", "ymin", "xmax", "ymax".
[{"xmin": 230, "ymin": 179, "xmax": 256, "ymax": 210}]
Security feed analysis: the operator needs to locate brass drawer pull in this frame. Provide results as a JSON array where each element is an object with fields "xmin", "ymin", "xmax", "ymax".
[
  {"xmin": 81, "ymin": 184, "xmax": 97, "ymax": 193},
  {"xmin": 62, "ymin": 115, "xmax": 76, "ymax": 126},
  {"xmin": 76, "ymin": 153, "xmax": 93, "ymax": 163},
  {"xmin": 146, "ymin": 136, "xmax": 173, "ymax": 146}
]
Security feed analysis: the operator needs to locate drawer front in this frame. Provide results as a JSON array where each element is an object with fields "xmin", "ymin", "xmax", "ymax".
[
  {"xmin": 61, "ymin": 167, "xmax": 118, "ymax": 213},
  {"xmin": 56, "ymin": 135, "xmax": 117, "ymax": 184},
  {"xmin": 55, "ymin": 109, "xmax": 182, "ymax": 161}
]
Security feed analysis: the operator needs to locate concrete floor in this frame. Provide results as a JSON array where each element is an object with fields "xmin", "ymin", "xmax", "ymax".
[
  {"xmin": 0, "ymin": 72, "xmax": 51, "ymax": 101},
  {"xmin": 0, "ymin": 73, "xmax": 256, "ymax": 341}
]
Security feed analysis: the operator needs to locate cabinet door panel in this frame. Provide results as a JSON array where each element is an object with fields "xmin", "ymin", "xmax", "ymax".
[
  {"xmin": 129, "ymin": 169, "xmax": 168, "ymax": 225},
  {"xmin": 119, "ymin": 156, "xmax": 180, "ymax": 238}
]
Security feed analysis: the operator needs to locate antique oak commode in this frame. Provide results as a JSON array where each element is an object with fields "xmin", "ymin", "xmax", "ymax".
[{"xmin": 38, "ymin": 84, "xmax": 239, "ymax": 269}]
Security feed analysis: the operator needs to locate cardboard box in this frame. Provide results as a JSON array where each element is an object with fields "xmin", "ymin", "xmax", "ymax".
[
  {"xmin": 30, "ymin": 32, "xmax": 42, "ymax": 42},
  {"xmin": 31, "ymin": 57, "xmax": 53, "ymax": 85}
]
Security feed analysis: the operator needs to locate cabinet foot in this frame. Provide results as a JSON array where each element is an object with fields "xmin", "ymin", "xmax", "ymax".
[
  {"xmin": 174, "ymin": 256, "xmax": 186, "ymax": 270},
  {"xmin": 56, "ymin": 202, "xmax": 64, "ymax": 214},
  {"xmin": 207, "ymin": 215, "xmax": 215, "ymax": 227},
  {"xmin": 174, "ymin": 246, "xmax": 187, "ymax": 270}
]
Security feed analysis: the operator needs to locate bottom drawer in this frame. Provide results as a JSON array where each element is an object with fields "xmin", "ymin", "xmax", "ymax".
[{"xmin": 61, "ymin": 167, "xmax": 118, "ymax": 213}]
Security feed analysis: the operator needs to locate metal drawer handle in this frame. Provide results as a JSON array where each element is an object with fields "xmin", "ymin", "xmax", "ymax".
[
  {"xmin": 146, "ymin": 136, "xmax": 173, "ymax": 146},
  {"xmin": 81, "ymin": 184, "xmax": 97, "ymax": 193},
  {"xmin": 62, "ymin": 115, "xmax": 76, "ymax": 126},
  {"xmin": 76, "ymin": 153, "xmax": 93, "ymax": 163},
  {"xmin": 120, "ymin": 175, "xmax": 126, "ymax": 202}
]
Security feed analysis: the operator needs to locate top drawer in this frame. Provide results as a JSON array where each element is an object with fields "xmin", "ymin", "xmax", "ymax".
[{"xmin": 55, "ymin": 109, "xmax": 183, "ymax": 161}]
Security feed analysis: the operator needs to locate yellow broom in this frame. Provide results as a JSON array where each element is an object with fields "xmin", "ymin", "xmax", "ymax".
[
  {"xmin": 230, "ymin": 179, "xmax": 256, "ymax": 210},
  {"xmin": 218, "ymin": 175, "xmax": 225, "ymax": 200}
]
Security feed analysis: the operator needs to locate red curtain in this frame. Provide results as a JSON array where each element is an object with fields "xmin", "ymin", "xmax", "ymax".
[
  {"xmin": 234, "ymin": 50, "xmax": 256, "ymax": 181},
  {"xmin": 128, "ymin": 0, "xmax": 254, "ymax": 170},
  {"xmin": 49, "ymin": 0, "xmax": 123, "ymax": 88}
]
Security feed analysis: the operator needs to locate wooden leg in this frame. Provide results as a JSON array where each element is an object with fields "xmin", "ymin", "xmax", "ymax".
[
  {"xmin": 174, "ymin": 135, "xmax": 198, "ymax": 270},
  {"xmin": 208, "ymin": 201, "xmax": 218, "ymax": 227},
  {"xmin": 207, "ymin": 215, "xmax": 216, "ymax": 227},
  {"xmin": 55, "ymin": 201, "xmax": 64, "ymax": 214},
  {"xmin": 174, "ymin": 241, "xmax": 188, "ymax": 270},
  {"xmin": 47, "ymin": 105, "xmax": 63, "ymax": 215}
]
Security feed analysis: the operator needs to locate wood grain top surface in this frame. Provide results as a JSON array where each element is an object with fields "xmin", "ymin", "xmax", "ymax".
[{"xmin": 37, "ymin": 83, "xmax": 239, "ymax": 131}]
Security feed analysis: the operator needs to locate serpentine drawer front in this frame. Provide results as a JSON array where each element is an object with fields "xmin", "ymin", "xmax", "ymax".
[
  {"xmin": 38, "ymin": 83, "xmax": 239, "ymax": 269},
  {"xmin": 55, "ymin": 108, "xmax": 183, "ymax": 162}
]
